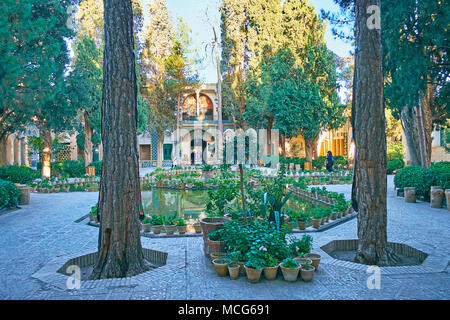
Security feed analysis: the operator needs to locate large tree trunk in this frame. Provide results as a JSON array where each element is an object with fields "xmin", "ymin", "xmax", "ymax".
[
  {"xmin": 83, "ymin": 112, "xmax": 93, "ymax": 167},
  {"xmin": 305, "ymin": 138, "xmax": 315, "ymax": 162},
  {"xmin": 41, "ymin": 125, "xmax": 52, "ymax": 178},
  {"xmin": 176, "ymin": 91, "xmax": 181, "ymax": 166},
  {"xmin": 267, "ymin": 117, "xmax": 273, "ymax": 156},
  {"xmin": 0, "ymin": 136, "xmax": 6, "ymax": 166},
  {"xmin": 401, "ymin": 85, "xmax": 433, "ymax": 169},
  {"xmin": 216, "ymin": 41, "xmax": 223, "ymax": 166},
  {"xmin": 157, "ymin": 132, "xmax": 164, "ymax": 168},
  {"xmin": 90, "ymin": 0, "xmax": 150, "ymax": 280},
  {"xmin": 353, "ymin": 0, "xmax": 397, "ymax": 266}
]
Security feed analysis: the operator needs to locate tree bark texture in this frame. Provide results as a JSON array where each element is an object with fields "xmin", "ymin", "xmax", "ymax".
[
  {"xmin": 157, "ymin": 132, "xmax": 164, "ymax": 168},
  {"xmin": 40, "ymin": 124, "xmax": 52, "ymax": 178},
  {"xmin": 0, "ymin": 136, "xmax": 7, "ymax": 166},
  {"xmin": 353, "ymin": 0, "xmax": 397, "ymax": 266},
  {"xmin": 90, "ymin": 0, "xmax": 149, "ymax": 279},
  {"xmin": 305, "ymin": 138, "xmax": 315, "ymax": 162},
  {"xmin": 83, "ymin": 112, "xmax": 93, "ymax": 167}
]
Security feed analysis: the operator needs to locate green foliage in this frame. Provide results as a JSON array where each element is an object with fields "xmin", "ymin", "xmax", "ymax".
[
  {"xmin": 90, "ymin": 204, "xmax": 98, "ymax": 216},
  {"xmin": 0, "ymin": 0, "xmax": 75, "ymax": 139},
  {"xmin": 288, "ymin": 234, "xmax": 313, "ymax": 256},
  {"xmin": 387, "ymin": 141, "xmax": 405, "ymax": 161},
  {"xmin": 164, "ymin": 212, "xmax": 177, "ymax": 225},
  {"xmin": 281, "ymin": 257, "xmax": 299, "ymax": 269},
  {"xmin": 387, "ymin": 159, "xmax": 405, "ymax": 174},
  {"xmin": 0, "ymin": 165, "xmax": 40, "ymax": 184},
  {"xmin": 394, "ymin": 166, "xmax": 427, "ymax": 196},
  {"xmin": 175, "ymin": 217, "xmax": 186, "ymax": 226},
  {"xmin": 205, "ymin": 171, "xmax": 239, "ymax": 217},
  {"xmin": 150, "ymin": 215, "xmax": 164, "ymax": 226},
  {"xmin": 51, "ymin": 161, "xmax": 85, "ymax": 178},
  {"xmin": 312, "ymin": 156, "xmax": 327, "ymax": 170},
  {"xmin": 395, "ymin": 163, "xmax": 450, "ymax": 201},
  {"xmin": 0, "ymin": 179, "xmax": 20, "ymax": 209},
  {"xmin": 201, "ymin": 164, "xmax": 215, "ymax": 172}
]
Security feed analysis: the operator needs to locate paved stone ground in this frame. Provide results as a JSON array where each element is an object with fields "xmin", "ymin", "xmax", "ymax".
[{"xmin": 0, "ymin": 176, "xmax": 448, "ymax": 300}]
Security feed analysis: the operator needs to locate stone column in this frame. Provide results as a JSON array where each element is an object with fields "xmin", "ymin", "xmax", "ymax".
[
  {"xmin": 14, "ymin": 136, "xmax": 21, "ymax": 165},
  {"xmin": 0, "ymin": 136, "xmax": 7, "ymax": 166}
]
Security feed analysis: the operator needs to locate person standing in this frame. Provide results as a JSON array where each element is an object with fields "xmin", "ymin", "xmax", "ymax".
[{"xmin": 326, "ymin": 151, "xmax": 334, "ymax": 172}]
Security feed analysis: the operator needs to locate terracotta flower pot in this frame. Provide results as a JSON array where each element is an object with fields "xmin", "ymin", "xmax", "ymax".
[
  {"xmin": 305, "ymin": 253, "xmax": 321, "ymax": 271},
  {"xmin": 228, "ymin": 263, "xmax": 240, "ymax": 280},
  {"xmin": 177, "ymin": 225, "xmax": 187, "ymax": 234},
  {"xmin": 311, "ymin": 218, "xmax": 320, "ymax": 229},
  {"xmin": 193, "ymin": 224, "xmax": 202, "ymax": 233},
  {"xmin": 294, "ymin": 257, "xmax": 312, "ymax": 269},
  {"xmin": 280, "ymin": 265, "xmax": 301, "ymax": 282},
  {"xmin": 208, "ymin": 239, "xmax": 225, "ymax": 255},
  {"xmin": 200, "ymin": 217, "xmax": 230, "ymax": 256},
  {"xmin": 152, "ymin": 225, "xmax": 163, "ymax": 234},
  {"xmin": 297, "ymin": 221, "xmax": 306, "ymax": 230},
  {"xmin": 164, "ymin": 225, "xmax": 177, "ymax": 235},
  {"xmin": 209, "ymin": 252, "xmax": 226, "ymax": 262},
  {"xmin": 300, "ymin": 265, "xmax": 315, "ymax": 282},
  {"xmin": 143, "ymin": 223, "xmax": 152, "ymax": 233},
  {"xmin": 244, "ymin": 266, "xmax": 263, "ymax": 283},
  {"xmin": 263, "ymin": 265, "xmax": 279, "ymax": 280},
  {"xmin": 212, "ymin": 259, "xmax": 230, "ymax": 277},
  {"xmin": 238, "ymin": 261, "xmax": 246, "ymax": 275}
]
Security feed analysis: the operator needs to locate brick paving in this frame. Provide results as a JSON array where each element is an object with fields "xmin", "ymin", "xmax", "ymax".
[{"xmin": 0, "ymin": 175, "xmax": 448, "ymax": 300}]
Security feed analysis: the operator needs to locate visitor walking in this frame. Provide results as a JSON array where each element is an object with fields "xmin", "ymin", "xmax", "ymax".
[{"xmin": 326, "ymin": 151, "xmax": 334, "ymax": 172}]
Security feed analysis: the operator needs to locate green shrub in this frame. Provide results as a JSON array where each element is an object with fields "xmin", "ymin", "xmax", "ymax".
[
  {"xmin": 51, "ymin": 160, "xmax": 85, "ymax": 178},
  {"xmin": 387, "ymin": 159, "xmax": 405, "ymax": 174},
  {"xmin": 394, "ymin": 166, "xmax": 427, "ymax": 197},
  {"xmin": 395, "ymin": 163, "xmax": 450, "ymax": 201},
  {"xmin": 0, "ymin": 179, "xmax": 21, "ymax": 209},
  {"xmin": 387, "ymin": 141, "xmax": 405, "ymax": 161},
  {"xmin": 333, "ymin": 156, "xmax": 348, "ymax": 169},
  {"xmin": 312, "ymin": 156, "xmax": 326, "ymax": 170},
  {"xmin": 0, "ymin": 165, "xmax": 40, "ymax": 184},
  {"xmin": 89, "ymin": 161, "xmax": 103, "ymax": 176}
]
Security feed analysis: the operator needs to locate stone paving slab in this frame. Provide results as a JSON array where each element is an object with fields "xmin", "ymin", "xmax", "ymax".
[{"xmin": 0, "ymin": 175, "xmax": 449, "ymax": 300}]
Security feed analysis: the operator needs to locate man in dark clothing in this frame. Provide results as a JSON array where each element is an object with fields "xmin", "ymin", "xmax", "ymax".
[{"xmin": 326, "ymin": 151, "xmax": 334, "ymax": 172}]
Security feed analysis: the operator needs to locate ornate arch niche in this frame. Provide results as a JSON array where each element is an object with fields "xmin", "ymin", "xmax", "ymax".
[{"xmin": 181, "ymin": 93, "xmax": 214, "ymax": 121}]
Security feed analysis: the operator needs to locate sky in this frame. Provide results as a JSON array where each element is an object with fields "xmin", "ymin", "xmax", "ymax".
[{"xmin": 142, "ymin": 0, "xmax": 354, "ymax": 83}]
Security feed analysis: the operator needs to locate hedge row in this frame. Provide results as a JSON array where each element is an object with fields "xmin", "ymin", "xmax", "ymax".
[
  {"xmin": 394, "ymin": 162, "xmax": 450, "ymax": 200},
  {"xmin": 0, "ymin": 179, "xmax": 21, "ymax": 210},
  {"xmin": 0, "ymin": 165, "xmax": 40, "ymax": 184}
]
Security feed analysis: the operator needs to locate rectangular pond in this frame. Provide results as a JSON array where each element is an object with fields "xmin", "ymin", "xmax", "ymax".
[{"xmin": 141, "ymin": 187, "xmax": 321, "ymax": 225}]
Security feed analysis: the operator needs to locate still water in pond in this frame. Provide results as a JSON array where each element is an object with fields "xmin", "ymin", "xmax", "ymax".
[{"xmin": 141, "ymin": 188, "xmax": 318, "ymax": 225}]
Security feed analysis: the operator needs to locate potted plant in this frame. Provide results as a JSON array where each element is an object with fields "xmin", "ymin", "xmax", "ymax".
[
  {"xmin": 142, "ymin": 216, "xmax": 152, "ymax": 233},
  {"xmin": 164, "ymin": 213, "xmax": 177, "ymax": 235},
  {"xmin": 226, "ymin": 252, "xmax": 241, "ymax": 280},
  {"xmin": 300, "ymin": 260, "xmax": 315, "ymax": 282},
  {"xmin": 202, "ymin": 164, "xmax": 216, "ymax": 179},
  {"xmin": 311, "ymin": 209, "xmax": 321, "ymax": 229},
  {"xmin": 176, "ymin": 217, "xmax": 187, "ymax": 234},
  {"xmin": 305, "ymin": 253, "xmax": 321, "ymax": 271},
  {"xmin": 295, "ymin": 257, "xmax": 312, "ymax": 269},
  {"xmin": 193, "ymin": 222, "xmax": 202, "ymax": 233},
  {"xmin": 280, "ymin": 258, "xmax": 301, "ymax": 282},
  {"xmin": 212, "ymin": 258, "xmax": 230, "ymax": 277},
  {"xmin": 150, "ymin": 215, "xmax": 164, "ymax": 234},
  {"xmin": 263, "ymin": 254, "xmax": 279, "ymax": 280},
  {"xmin": 208, "ymin": 228, "xmax": 226, "ymax": 255},
  {"xmin": 297, "ymin": 212, "xmax": 310, "ymax": 230},
  {"xmin": 89, "ymin": 204, "xmax": 98, "ymax": 223},
  {"xmin": 244, "ymin": 256, "xmax": 264, "ymax": 283}
]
